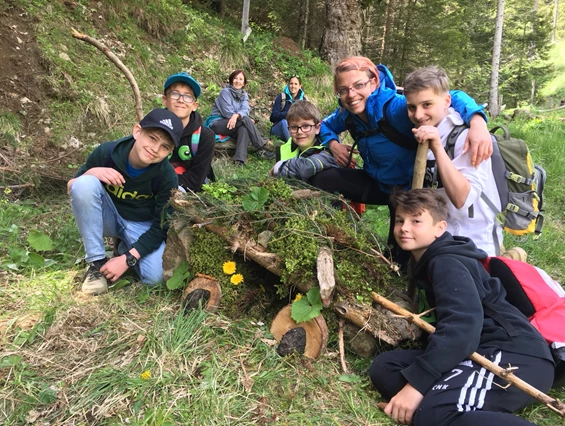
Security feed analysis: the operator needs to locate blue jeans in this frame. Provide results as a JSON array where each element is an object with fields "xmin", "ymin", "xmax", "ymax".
[
  {"xmin": 69, "ymin": 175, "xmax": 165, "ymax": 285},
  {"xmin": 270, "ymin": 119, "xmax": 290, "ymax": 142}
]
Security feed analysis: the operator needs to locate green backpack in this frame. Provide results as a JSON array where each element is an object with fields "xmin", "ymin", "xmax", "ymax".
[{"xmin": 442, "ymin": 125, "xmax": 546, "ymax": 239}]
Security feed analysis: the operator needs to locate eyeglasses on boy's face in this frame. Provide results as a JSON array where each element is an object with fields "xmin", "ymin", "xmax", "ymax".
[
  {"xmin": 168, "ymin": 91, "xmax": 195, "ymax": 103},
  {"xmin": 335, "ymin": 79, "xmax": 373, "ymax": 98},
  {"xmin": 288, "ymin": 123, "xmax": 316, "ymax": 133}
]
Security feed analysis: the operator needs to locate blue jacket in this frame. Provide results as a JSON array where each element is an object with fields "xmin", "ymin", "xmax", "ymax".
[
  {"xmin": 269, "ymin": 86, "xmax": 306, "ymax": 124},
  {"xmin": 320, "ymin": 64, "xmax": 487, "ymax": 193}
]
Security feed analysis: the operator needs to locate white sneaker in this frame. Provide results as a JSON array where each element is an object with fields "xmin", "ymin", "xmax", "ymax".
[{"xmin": 82, "ymin": 264, "xmax": 108, "ymax": 295}]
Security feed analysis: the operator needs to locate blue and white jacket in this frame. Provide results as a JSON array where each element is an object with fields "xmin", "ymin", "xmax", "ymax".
[{"xmin": 320, "ymin": 64, "xmax": 487, "ymax": 193}]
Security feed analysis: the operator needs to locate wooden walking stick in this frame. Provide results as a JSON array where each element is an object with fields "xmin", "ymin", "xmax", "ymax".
[
  {"xmin": 411, "ymin": 140, "xmax": 429, "ymax": 189},
  {"xmin": 371, "ymin": 292, "xmax": 565, "ymax": 417}
]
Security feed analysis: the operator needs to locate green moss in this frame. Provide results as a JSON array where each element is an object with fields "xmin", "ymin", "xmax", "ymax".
[{"xmin": 269, "ymin": 216, "xmax": 321, "ymax": 286}]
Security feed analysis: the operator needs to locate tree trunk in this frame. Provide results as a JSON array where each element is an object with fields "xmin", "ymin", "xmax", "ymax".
[
  {"xmin": 489, "ymin": 0, "xmax": 505, "ymax": 118},
  {"xmin": 299, "ymin": 0, "xmax": 310, "ymax": 50},
  {"xmin": 241, "ymin": 0, "xmax": 250, "ymax": 33},
  {"xmin": 380, "ymin": 0, "xmax": 394, "ymax": 61},
  {"xmin": 553, "ymin": 0, "xmax": 559, "ymax": 43},
  {"xmin": 320, "ymin": 0, "xmax": 362, "ymax": 67}
]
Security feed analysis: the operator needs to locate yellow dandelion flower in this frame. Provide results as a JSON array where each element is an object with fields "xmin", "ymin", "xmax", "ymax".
[
  {"xmin": 230, "ymin": 274, "xmax": 244, "ymax": 285},
  {"xmin": 223, "ymin": 261, "xmax": 237, "ymax": 275},
  {"xmin": 293, "ymin": 293, "xmax": 303, "ymax": 303},
  {"xmin": 140, "ymin": 370, "xmax": 151, "ymax": 380}
]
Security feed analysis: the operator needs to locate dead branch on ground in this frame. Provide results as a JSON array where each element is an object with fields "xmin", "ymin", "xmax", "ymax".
[{"xmin": 71, "ymin": 28, "xmax": 143, "ymax": 121}]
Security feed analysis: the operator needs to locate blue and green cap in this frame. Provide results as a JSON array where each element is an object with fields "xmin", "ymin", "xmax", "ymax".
[{"xmin": 163, "ymin": 72, "xmax": 201, "ymax": 99}]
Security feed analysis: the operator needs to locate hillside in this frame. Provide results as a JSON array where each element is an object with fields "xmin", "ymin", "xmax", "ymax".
[{"xmin": 0, "ymin": 0, "xmax": 334, "ymax": 191}]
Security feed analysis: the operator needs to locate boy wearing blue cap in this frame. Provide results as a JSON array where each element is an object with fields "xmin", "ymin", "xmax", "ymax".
[
  {"xmin": 162, "ymin": 72, "xmax": 216, "ymax": 192},
  {"xmin": 67, "ymin": 108, "xmax": 182, "ymax": 295}
]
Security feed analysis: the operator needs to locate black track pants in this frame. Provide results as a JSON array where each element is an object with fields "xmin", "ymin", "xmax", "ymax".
[{"xmin": 369, "ymin": 348, "xmax": 554, "ymax": 426}]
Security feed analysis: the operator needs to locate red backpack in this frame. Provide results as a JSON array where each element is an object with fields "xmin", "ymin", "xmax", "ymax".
[{"xmin": 482, "ymin": 256, "xmax": 565, "ymax": 388}]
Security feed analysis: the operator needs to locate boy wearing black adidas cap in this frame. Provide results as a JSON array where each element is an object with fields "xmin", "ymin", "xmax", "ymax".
[
  {"xmin": 67, "ymin": 108, "xmax": 182, "ymax": 295},
  {"xmin": 162, "ymin": 72, "xmax": 216, "ymax": 192}
]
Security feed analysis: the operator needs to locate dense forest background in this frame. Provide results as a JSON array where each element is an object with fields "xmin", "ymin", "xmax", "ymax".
[{"xmin": 195, "ymin": 0, "xmax": 564, "ymax": 109}]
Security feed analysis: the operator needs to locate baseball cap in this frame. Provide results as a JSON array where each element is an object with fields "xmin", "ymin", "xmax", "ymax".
[
  {"xmin": 163, "ymin": 72, "xmax": 202, "ymax": 99},
  {"xmin": 139, "ymin": 108, "xmax": 183, "ymax": 147}
]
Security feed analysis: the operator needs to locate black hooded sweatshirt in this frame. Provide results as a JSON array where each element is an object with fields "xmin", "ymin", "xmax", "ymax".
[
  {"xmin": 402, "ymin": 232, "xmax": 553, "ymax": 395},
  {"xmin": 169, "ymin": 110, "xmax": 215, "ymax": 192}
]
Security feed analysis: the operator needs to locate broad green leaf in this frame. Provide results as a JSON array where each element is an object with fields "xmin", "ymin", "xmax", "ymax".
[
  {"xmin": 306, "ymin": 287, "xmax": 322, "ymax": 306},
  {"xmin": 28, "ymin": 230, "xmax": 54, "ymax": 252},
  {"xmin": 242, "ymin": 187, "xmax": 269, "ymax": 211},
  {"xmin": 0, "ymin": 355, "xmax": 22, "ymax": 368},
  {"xmin": 27, "ymin": 252, "xmax": 45, "ymax": 269},
  {"xmin": 8, "ymin": 247, "xmax": 28, "ymax": 264},
  {"xmin": 338, "ymin": 374, "xmax": 362, "ymax": 383},
  {"xmin": 166, "ymin": 260, "xmax": 190, "ymax": 290},
  {"xmin": 291, "ymin": 294, "xmax": 323, "ymax": 323}
]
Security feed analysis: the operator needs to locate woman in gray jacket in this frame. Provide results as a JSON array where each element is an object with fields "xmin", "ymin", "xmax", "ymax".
[{"xmin": 208, "ymin": 70, "xmax": 275, "ymax": 165}]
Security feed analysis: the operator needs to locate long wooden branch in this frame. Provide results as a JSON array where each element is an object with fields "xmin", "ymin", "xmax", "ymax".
[
  {"xmin": 71, "ymin": 28, "xmax": 143, "ymax": 121},
  {"xmin": 371, "ymin": 292, "xmax": 565, "ymax": 417}
]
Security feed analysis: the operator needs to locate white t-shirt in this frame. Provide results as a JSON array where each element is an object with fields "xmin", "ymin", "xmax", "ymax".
[{"xmin": 427, "ymin": 108, "xmax": 503, "ymax": 256}]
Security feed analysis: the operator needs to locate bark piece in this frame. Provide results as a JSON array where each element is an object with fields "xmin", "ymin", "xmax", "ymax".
[
  {"xmin": 334, "ymin": 299, "xmax": 420, "ymax": 346},
  {"xmin": 181, "ymin": 276, "xmax": 222, "ymax": 313},
  {"xmin": 317, "ymin": 246, "xmax": 335, "ymax": 308},
  {"xmin": 270, "ymin": 305, "xmax": 328, "ymax": 359}
]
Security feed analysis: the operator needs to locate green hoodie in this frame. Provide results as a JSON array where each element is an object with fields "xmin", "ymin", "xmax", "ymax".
[{"xmin": 75, "ymin": 136, "xmax": 178, "ymax": 257}]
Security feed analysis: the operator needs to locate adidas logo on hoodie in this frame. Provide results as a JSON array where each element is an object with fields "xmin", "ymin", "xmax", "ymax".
[{"xmin": 160, "ymin": 118, "xmax": 173, "ymax": 130}]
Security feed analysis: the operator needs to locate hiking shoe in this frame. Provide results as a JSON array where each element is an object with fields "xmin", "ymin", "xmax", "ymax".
[
  {"xmin": 82, "ymin": 260, "xmax": 108, "ymax": 295},
  {"xmin": 257, "ymin": 149, "xmax": 275, "ymax": 160},
  {"xmin": 233, "ymin": 160, "xmax": 245, "ymax": 167}
]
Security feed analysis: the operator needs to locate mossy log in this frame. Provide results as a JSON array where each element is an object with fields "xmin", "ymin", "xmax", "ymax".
[{"xmin": 166, "ymin": 192, "xmax": 420, "ymax": 349}]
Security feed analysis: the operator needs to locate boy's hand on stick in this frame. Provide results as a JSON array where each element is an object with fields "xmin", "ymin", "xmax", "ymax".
[
  {"xmin": 384, "ymin": 383, "xmax": 424, "ymax": 425},
  {"xmin": 329, "ymin": 140, "xmax": 358, "ymax": 167},
  {"xmin": 464, "ymin": 115, "xmax": 492, "ymax": 167},
  {"xmin": 85, "ymin": 167, "xmax": 126, "ymax": 186},
  {"xmin": 412, "ymin": 126, "xmax": 441, "ymax": 154}
]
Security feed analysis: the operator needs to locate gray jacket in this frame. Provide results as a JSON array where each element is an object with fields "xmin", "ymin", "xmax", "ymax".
[
  {"xmin": 210, "ymin": 86, "xmax": 250, "ymax": 119},
  {"xmin": 273, "ymin": 147, "xmax": 339, "ymax": 181}
]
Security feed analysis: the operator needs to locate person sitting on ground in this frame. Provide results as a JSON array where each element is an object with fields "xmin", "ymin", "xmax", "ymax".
[
  {"xmin": 162, "ymin": 72, "xmax": 216, "ymax": 192},
  {"xmin": 270, "ymin": 100, "xmax": 338, "ymax": 181},
  {"xmin": 370, "ymin": 188, "xmax": 553, "ymax": 426},
  {"xmin": 308, "ymin": 56, "xmax": 493, "ymax": 266},
  {"xmin": 207, "ymin": 69, "xmax": 275, "ymax": 165},
  {"xmin": 403, "ymin": 66, "xmax": 502, "ymax": 256},
  {"xmin": 68, "ymin": 109, "xmax": 182, "ymax": 295},
  {"xmin": 269, "ymin": 74, "xmax": 307, "ymax": 142}
]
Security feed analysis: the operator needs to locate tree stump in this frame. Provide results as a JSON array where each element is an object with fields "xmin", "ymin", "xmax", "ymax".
[
  {"xmin": 181, "ymin": 276, "xmax": 222, "ymax": 313},
  {"xmin": 270, "ymin": 305, "xmax": 329, "ymax": 359}
]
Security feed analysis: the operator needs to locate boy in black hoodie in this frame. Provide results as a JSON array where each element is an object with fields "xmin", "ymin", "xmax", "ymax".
[
  {"xmin": 162, "ymin": 72, "xmax": 216, "ymax": 192},
  {"xmin": 369, "ymin": 188, "xmax": 554, "ymax": 426},
  {"xmin": 68, "ymin": 109, "xmax": 182, "ymax": 295}
]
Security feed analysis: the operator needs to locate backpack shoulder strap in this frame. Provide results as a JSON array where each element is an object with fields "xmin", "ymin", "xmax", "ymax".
[
  {"xmin": 444, "ymin": 124, "xmax": 468, "ymax": 159},
  {"xmin": 191, "ymin": 126, "xmax": 202, "ymax": 156},
  {"xmin": 281, "ymin": 92, "xmax": 287, "ymax": 105},
  {"xmin": 103, "ymin": 141, "xmax": 118, "ymax": 168},
  {"xmin": 344, "ymin": 99, "xmax": 417, "ymax": 151}
]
